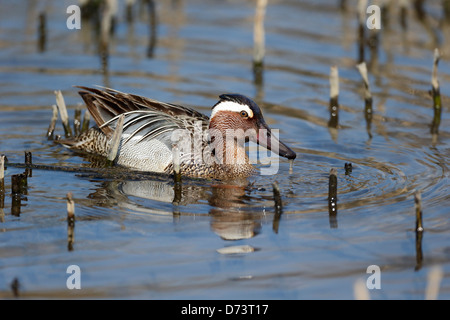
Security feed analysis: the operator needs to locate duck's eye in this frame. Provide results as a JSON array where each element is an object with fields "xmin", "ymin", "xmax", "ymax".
[{"xmin": 240, "ymin": 110, "xmax": 249, "ymax": 118}]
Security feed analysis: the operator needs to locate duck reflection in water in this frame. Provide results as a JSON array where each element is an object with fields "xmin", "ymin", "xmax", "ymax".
[{"xmin": 86, "ymin": 175, "xmax": 263, "ymax": 241}]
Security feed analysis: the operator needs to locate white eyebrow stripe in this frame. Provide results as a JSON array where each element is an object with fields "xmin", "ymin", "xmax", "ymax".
[{"xmin": 210, "ymin": 101, "xmax": 253, "ymax": 119}]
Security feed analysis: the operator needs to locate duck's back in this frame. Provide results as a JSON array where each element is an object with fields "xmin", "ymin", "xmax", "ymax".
[{"xmin": 60, "ymin": 87, "xmax": 210, "ymax": 173}]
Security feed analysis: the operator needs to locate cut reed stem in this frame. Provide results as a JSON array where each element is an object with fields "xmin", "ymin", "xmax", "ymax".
[
  {"xmin": 10, "ymin": 277, "xmax": 20, "ymax": 298},
  {"xmin": 146, "ymin": 0, "xmax": 157, "ymax": 58},
  {"xmin": 430, "ymin": 48, "xmax": 442, "ymax": 137},
  {"xmin": 55, "ymin": 90, "xmax": 73, "ymax": 138},
  {"xmin": 11, "ymin": 175, "xmax": 21, "ymax": 195},
  {"xmin": 357, "ymin": 0, "xmax": 367, "ymax": 63},
  {"xmin": 328, "ymin": 168, "xmax": 338, "ymax": 228},
  {"xmin": 253, "ymin": 0, "xmax": 267, "ymax": 66},
  {"xmin": 356, "ymin": 62, "xmax": 373, "ymax": 139},
  {"xmin": 345, "ymin": 162, "xmax": 353, "ymax": 175},
  {"xmin": 415, "ymin": 191, "xmax": 423, "ymax": 232},
  {"xmin": 0, "ymin": 155, "xmax": 5, "ymax": 181},
  {"xmin": 47, "ymin": 104, "xmax": 58, "ymax": 140},
  {"xmin": 24, "ymin": 151, "xmax": 32, "ymax": 177},
  {"xmin": 253, "ymin": 0, "xmax": 267, "ymax": 85},
  {"xmin": 11, "ymin": 174, "xmax": 26, "ymax": 217},
  {"xmin": 328, "ymin": 168, "xmax": 338, "ymax": 216},
  {"xmin": 328, "ymin": 66, "xmax": 339, "ymax": 129},
  {"xmin": 415, "ymin": 191, "xmax": 424, "ymax": 271},
  {"xmin": 37, "ymin": 12, "xmax": 46, "ymax": 52}
]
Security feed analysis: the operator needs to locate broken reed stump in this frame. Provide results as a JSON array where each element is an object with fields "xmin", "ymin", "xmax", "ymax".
[
  {"xmin": 415, "ymin": 191, "xmax": 424, "ymax": 232},
  {"xmin": 430, "ymin": 48, "xmax": 442, "ymax": 140},
  {"xmin": 356, "ymin": 62, "xmax": 373, "ymax": 140},
  {"xmin": 0, "ymin": 155, "xmax": 5, "ymax": 188},
  {"xmin": 55, "ymin": 90, "xmax": 73, "ymax": 138},
  {"xmin": 11, "ymin": 174, "xmax": 24, "ymax": 195},
  {"xmin": 67, "ymin": 192, "xmax": 75, "ymax": 251},
  {"xmin": 24, "ymin": 151, "xmax": 32, "ymax": 177},
  {"xmin": 0, "ymin": 155, "xmax": 5, "ymax": 179},
  {"xmin": 415, "ymin": 191, "xmax": 424, "ymax": 271},
  {"xmin": 328, "ymin": 168, "xmax": 338, "ymax": 228},
  {"xmin": 10, "ymin": 277, "xmax": 20, "ymax": 298},
  {"xmin": 253, "ymin": 0, "xmax": 267, "ymax": 86},
  {"xmin": 272, "ymin": 181, "xmax": 282, "ymax": 233},
  {"xmin": 328, "ymin": 66, "xmax": 339, "ymax": 129},
  {"xmin": 49, "ymin": 93, "xmax": 91, "ymax": 141},
  {"xmin": 37, "ymin": 12, "xmax": 46, "ymax": 53},
  {"xmin": 328, "ymin": 168, "xmax": 338, "ymax": 214},
  {"xmin": 47, "ymin": 105, "xmax": 58, "ymax": 140},
  {"xmin": 99, "ymin": 0, "xmax": 116, "ymax": 86},
  {"xmin": 357, "ymin": 0, "xmax": 367, "ymax": 63},
  {"xmin": 146, "ymin": 0, "xmax": 157, "ymax": 58},
  {"xmin": 5, "ymin": 153, "xmax": 32, "ymax": 217},
  {"xmin": 11, "ymin": 173, "xmax": 27, "ymax": 217},
  {"xmin": 345, "ymin": 162, "xmax": 353, "ymax": 175}
]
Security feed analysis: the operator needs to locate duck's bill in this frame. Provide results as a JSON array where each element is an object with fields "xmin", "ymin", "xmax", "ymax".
[{"xmin": 255, "ymin": 122, "xmax": 297, "ymax": 160}]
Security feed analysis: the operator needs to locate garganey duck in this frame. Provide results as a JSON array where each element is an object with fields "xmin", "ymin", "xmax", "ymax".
[{"xmin": 60, "ymin": 87, "xmax": 296, "ymax": 180}]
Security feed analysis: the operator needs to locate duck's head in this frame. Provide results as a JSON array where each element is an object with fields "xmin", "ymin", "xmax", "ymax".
[{"xmin": 209, "ymin": 94, "xmax": 296, "ymax": 160}]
